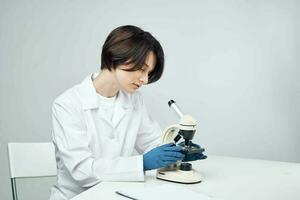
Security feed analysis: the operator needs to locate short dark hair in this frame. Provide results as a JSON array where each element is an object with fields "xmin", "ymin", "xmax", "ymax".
[{"xmin": 101, "ymin": 25, "xmax": 164, "ymax": 84}]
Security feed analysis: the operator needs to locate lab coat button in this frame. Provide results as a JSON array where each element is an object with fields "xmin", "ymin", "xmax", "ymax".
[{"xmin": 109, "ymin": 134, "xmax": 115, "ymax": 139}]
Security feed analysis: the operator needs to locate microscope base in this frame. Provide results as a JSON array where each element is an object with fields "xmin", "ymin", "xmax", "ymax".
[{"xmin": 156, "ymin": 167, "xmax": 202, "ymax": 184}]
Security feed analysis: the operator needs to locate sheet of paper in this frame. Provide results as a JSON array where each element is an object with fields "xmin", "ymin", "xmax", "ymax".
[{"xmin": 116, "ymin": 184, "xmax": 213, "ymax": 200}]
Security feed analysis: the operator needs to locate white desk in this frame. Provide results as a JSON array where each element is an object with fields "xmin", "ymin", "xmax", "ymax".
[{"xmin": 71, "ymin": 155, "xmax": 300, "ymax": 200}]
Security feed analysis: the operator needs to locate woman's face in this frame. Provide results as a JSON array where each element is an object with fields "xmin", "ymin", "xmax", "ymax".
[{"xmin": 114, "ymin": 51, "xmax": 156, "ymax": 93}]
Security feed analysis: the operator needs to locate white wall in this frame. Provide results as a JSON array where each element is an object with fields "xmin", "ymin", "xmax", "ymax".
[{"xmin": 0, "ymin": 0, "xmax": 299, "ymax": 199}]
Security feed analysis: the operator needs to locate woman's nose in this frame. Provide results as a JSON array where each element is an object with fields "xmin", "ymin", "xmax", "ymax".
[{"xmin": 139, "ymin": 73, "xmax": 148, "ymax": 84}]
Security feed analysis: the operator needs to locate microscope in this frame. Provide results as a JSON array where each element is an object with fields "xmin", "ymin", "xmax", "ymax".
[{"xmin": 156, "ymin": 100, "xmax": 206, "ymax": 184}]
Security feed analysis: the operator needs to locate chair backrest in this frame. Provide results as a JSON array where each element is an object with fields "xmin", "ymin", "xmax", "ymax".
[{"xmin": 7, "ymin": 142, "xmax": 57, "ymax": 178}]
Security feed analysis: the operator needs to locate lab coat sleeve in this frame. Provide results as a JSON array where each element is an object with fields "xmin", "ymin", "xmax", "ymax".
[
  {"xmin": 52, "ymin": 98, "xmax": 144, "ymax": 188},
  {"xmin": 134, "ymin": 94, "xmax": 162, "ymax": 154}
]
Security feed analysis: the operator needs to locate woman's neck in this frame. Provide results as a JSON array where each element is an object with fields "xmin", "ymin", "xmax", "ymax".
[{"xmin": 92, "ymin": 70, "xmax": 120, "ymax": 98}]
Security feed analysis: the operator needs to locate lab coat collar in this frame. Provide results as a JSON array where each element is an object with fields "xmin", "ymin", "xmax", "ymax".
[{"xmin": 78, "ymin": 73, "xmax": 133, "ymax": 111}]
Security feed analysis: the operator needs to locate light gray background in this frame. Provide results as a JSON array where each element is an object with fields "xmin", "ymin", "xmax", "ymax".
[{"xmin": 0, "ymin": 0, "xmax": 299, "ymax": 199}]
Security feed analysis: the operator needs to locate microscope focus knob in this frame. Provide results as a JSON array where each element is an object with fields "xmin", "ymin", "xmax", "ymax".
[{"xmin": 180, "ymin": 163, "xmax": 192, "ymax": 171}]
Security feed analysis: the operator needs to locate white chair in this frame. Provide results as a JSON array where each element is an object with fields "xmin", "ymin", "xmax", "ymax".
[{"xmin": 7, "ymin": 142, "xmax": 57, "ymax": 200}]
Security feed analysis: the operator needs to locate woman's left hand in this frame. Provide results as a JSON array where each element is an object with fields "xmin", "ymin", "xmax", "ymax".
[{"xmin": 178, "ymin": 141, "xmax": 207, "ymax": 162}]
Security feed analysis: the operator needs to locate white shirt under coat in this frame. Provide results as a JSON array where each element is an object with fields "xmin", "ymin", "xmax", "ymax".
[{"xmin": 49, "ymin": 73, "xmax": 161, "ymax": 200}]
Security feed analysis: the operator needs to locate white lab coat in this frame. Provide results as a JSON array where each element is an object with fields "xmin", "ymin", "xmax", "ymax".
[{"xmin": 49, "ymin": 74, "xmax": 161, "ymax": 200}]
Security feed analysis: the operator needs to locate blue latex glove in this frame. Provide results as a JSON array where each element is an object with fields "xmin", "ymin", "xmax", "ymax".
[
  {"xmin": 178, "ymin": 141, "xmax": 207, "ymax": 162},
  {"xmin": 143, "ymin": 143, "xmax": 185, "ymax": 171}
]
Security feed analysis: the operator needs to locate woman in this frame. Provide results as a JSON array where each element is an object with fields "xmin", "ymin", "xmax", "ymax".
[{"xmin": 49, "ymin": 25, "xmax": 203, "ymax": 200}]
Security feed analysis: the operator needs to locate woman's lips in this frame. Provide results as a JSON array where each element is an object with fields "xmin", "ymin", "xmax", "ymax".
[{"xmin": 132, "ymin": 83, "xmax": 141, "ymax": 88}]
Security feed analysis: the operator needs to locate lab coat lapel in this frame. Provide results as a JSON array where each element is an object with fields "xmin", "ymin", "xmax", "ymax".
[
  {"xmin": 78, "ymin": 74, "xmax": 115, "ymax": 128},
  {"xmin": 78, "ymin": 74, "xmax": 99, "ymax": 110},
  {"xmin": 77, "ymin": 74, "xmax": 133, "ymax": 128}
]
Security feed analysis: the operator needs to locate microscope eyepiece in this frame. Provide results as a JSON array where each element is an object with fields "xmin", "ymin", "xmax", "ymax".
[
  {"xmin": 168, "ymin": 99, "xmax": 183, "ymax": 117},
  {"xmin": 168, "ymin": 100, "xmax": 175, "ymax": 107}
]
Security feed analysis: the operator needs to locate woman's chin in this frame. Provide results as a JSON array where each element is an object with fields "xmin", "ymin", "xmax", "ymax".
[{"xmin": 124, "ymin": 85, "xmax": 139, "ymax": 93}]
